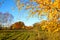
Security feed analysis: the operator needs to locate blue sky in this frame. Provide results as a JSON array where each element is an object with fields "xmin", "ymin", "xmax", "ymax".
[{"xmin": 0, "ymin": 0, "xmax": 47, "ymax": 26}]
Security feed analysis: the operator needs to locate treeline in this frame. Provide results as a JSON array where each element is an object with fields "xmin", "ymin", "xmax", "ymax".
[
  {"xmin": 0, "ymin": 21, "xmax": 33, "ymax": 30},
  {"xmin": 0, "ymin": 20, "xmax": 60, "ymax": 32}
]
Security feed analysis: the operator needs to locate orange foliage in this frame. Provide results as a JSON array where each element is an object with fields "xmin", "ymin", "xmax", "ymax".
[{"xmin": 10, "ymin": 22, "xmax": 25, "ymax": 29}]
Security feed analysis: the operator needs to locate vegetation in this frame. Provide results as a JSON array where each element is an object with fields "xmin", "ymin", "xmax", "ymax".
[
  {"xmin": 0, "ymin": 20, "xmax": 60, "ymax": 40},
  {"xmin": 0, "ymin": 30, "xmax": 60, "ymax": 40},
  {"xmin": 15, "ymin": 0, "xmax": 60, "ymax": 39},
  {"xmin": 10, "ymin": 21, "xmax": 25, "ymax": 30},
  {"xmin": 0, "ymin": 30, "xmax": 37, "ymax": 40},
  {"xmin": 0, "ymin": 0, "xmax": 60, "ymax": 40}
]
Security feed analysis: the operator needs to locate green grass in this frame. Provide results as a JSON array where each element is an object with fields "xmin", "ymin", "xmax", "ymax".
[
  {"xmin": 0, "ymin": 30, "xmax": 37, "ymax": 40},
  {"xmin": 0, "ymin": 30, "xmax": 60, "ymax": 40}
]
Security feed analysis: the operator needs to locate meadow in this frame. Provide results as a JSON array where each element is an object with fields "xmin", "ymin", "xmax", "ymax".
[
  {"xmin": 0, "ymin": 30, "xmax": 38, "ymax": 40},
  {"xmin": 0, "ymin": 30, "xmax": 60, "ymax": 40}
]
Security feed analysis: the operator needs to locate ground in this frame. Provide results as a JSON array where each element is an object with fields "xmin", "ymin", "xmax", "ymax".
[
  {"xmin": 0, "ymin": 30, "xmax": 60, "ymax": 40},
  {"xmin": 0, "ymin": 30, "xmax": 37, "ymax": 40}
]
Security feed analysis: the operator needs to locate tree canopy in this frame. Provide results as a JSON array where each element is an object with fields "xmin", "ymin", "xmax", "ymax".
[
  {"xmin": 15, "ymin": 0, "xmax": 60, "ymax": 32},
  {"xmin": 16, "ymin": 0, "xmax": 60, "ymax": 21}
]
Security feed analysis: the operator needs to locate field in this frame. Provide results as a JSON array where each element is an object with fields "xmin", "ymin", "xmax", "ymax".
[
  {"xmin": 0, "ymin": 30, "xmax": 38, "ymax": 40},
  {"xmin": 0, "ymin": 30, "xmax": 60, "ymax": 40}
]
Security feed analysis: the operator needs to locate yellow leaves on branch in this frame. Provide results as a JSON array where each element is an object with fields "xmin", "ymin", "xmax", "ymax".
[
  {"xmin": 16, "ymin": 0, "xmax": 60, "ymax": 21},
  {"xmin": 29, "ymin": 10, "xmax": 36, "ymax": 17},
  {"xmin": 35, "ymin": 0, "xmax": 60, "ymax": 9},
  {"xmin": 26, "ymin": 5, "xmax": 32, "ymax": 9},
  {"xmin": 39, "ymin": 20, "xmax": 60, "ymax": 33},
  {"xmin": 53, "ymin": 0, "xmax": 60, "ymax": 9},
  {"xmin": 34, "ymin": 0, "xmax": 60, "ymax": 20},
  {"xmin": 29, "ymin": 0, "xmax": 60, "ymax": 33},
  {"xmin": 16, "ymin": 0, "xmax": 24, "ymax": 10}
]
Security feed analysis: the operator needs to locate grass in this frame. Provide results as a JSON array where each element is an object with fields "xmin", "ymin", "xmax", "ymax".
[
  {"xmin": 0, "ymin": 30, "xmax": 37, "ymax": 40},
  {"xmin": 0, "ymin": 30, "xmax": 60, "ymax": 40}
]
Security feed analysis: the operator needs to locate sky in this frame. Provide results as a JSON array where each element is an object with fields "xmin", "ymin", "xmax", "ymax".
[{"xmin": 0, "ymin": 0, "xmax": 47, "ymax": 26}]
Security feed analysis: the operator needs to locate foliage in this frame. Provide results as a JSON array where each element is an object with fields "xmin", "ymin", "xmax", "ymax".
[
  {"xmin": 15, "ymin": 0, "xmax": 60, "ymax": 39},
  {"xmin": 15, "ymin": 0, "xmax": 60, "ymax": 32},
  {"xmin": 33, "ymin": 20, "xmax": 60, "ymax": 40},
  {"xmin": 16, "ymin": 0, "xmax": 60, "ymax": 20},
  {"xmin": 10, "ymin": 21, "xmax": 25, "ymax": 29}
]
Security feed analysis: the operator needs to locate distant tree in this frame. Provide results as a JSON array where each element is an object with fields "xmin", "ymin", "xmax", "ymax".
[
  {"xmin": 0, "ymin": 12, "xmax": 14, "ymax": 27},
  {"xmin": 0, "ymin": 25, "xmax": 2, "ymax": 30},
  {"xmin": 10, "ymin": 21, "xmax": 25, "ymax": 30},
  {"xmin": 25, "ymin": 26, "xmax": 33, "ymax": 30}
]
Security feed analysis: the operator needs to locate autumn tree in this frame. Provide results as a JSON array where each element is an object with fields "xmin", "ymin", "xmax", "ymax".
[
  {"xmin": 10, "ymin": 21, "xmax": 25, "ymax": 30},
  {"xmin": 15, "ymin": 0, "xmax": 60, "ymax": 31},
  {"xmin": 15, "ymin": 0, "xmax": 60, "ymax": 39}
]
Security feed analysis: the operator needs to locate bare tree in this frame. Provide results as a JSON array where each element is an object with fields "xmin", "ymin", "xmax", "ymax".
[{"xmin": 0, "ymin": 12, "xmax": 14, "ymax": 27}]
